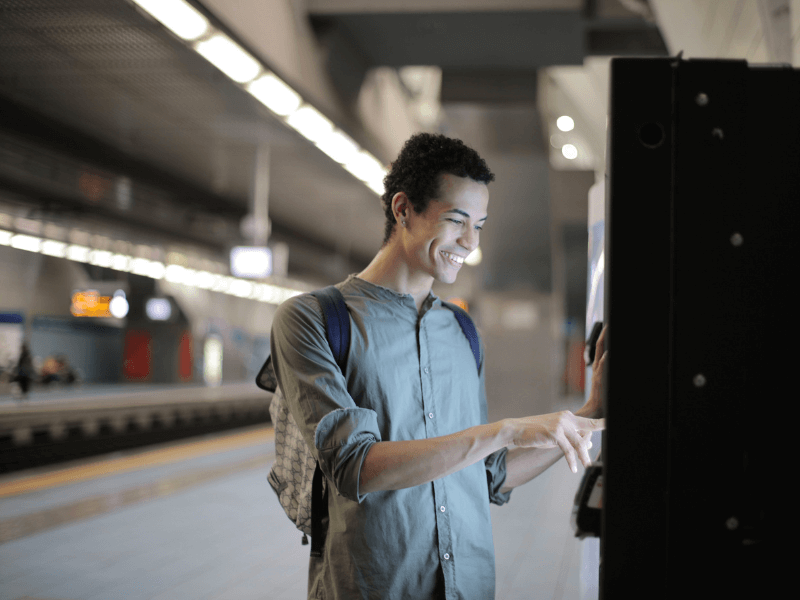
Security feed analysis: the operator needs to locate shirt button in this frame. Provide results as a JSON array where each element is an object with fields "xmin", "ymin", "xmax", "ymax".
[
  {"xmin": 428, "ymin": 412, "xmax": 434, "ymax": 419},
  {"xmin": 424, "ymin": 367, "xmax": 430, "ymax": 374},
  {"xmin": 443, "ymin": 553, "xmax": 450, "ymax": 560},
  {"xmin": 440, "ymin": 506, "xmax": 446, "ymax": 512}
]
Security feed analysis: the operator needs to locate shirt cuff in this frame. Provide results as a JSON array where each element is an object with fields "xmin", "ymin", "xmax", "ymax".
[
  {"xmin": 485, "ymin": 448, "xmax": 513, "ymax": 506},
  {"xmin": 314, "ymin": 407, "xmax": 381, "ymax": 503}
]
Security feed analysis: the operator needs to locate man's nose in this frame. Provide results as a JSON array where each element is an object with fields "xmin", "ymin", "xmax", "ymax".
[{"xmin": 458, "ymin": 227, "xmax": 479, "ymax": 252}]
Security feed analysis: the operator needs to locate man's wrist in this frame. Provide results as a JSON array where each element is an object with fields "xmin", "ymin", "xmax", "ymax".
[{"xmin": 497, "ymin": 418, "xmax": 516, "ymax": 448}]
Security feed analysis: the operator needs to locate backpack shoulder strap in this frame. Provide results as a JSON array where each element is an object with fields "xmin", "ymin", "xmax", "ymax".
[
  {"xmin": 442, "ymin": 301, "xmax": 482, "ymax": 373},
  {"xmin": 311, "ymin": 285, "xmax": 350, "ymax": 374},
  {"xmin": 306, "ymin": 285, "xmax": 350, "ymax": 558},
  {"xmin": 255, "ymin": 286, "xmax": 350, "ymax": 392}
]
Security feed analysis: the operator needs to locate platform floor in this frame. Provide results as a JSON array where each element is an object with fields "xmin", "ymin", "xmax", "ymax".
[{"xmin": 0, "ymin": 416, "xmax": 598, "ymax": 600}]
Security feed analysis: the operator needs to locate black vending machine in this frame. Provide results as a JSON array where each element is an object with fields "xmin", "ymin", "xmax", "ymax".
[{"xmin": 601, "ymin": 57, "xmax": 798, "ymax": 599}]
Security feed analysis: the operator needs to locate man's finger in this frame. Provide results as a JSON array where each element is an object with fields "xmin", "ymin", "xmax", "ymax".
[
  {"xmin": 565, "ymin": 427, "xmax": 592, "ymax": 468},
  {"xmin": 557, "ymin": 437, "xmax": 578, "ymax": 473},
  {"xmin": 593, "ymin": 326, "xmax": 607, "ymax": 366},
  {"xmin": 576, "ymin": 417, "xmax": 606, "ymax": 432}
]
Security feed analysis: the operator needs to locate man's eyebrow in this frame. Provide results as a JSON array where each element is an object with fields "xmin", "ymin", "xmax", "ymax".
[{"xmin": 444, "ymin": 208, "xmax": 488, "ymax": 222}]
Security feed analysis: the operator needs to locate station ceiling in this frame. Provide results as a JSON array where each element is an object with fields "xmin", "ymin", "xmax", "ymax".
[{"xmin": 0, "ymin": 0, "xmax": 664, "ymax": 283}]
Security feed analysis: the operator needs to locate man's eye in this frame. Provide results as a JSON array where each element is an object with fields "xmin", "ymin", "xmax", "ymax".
[
  {"xmin": 447, "ymin": 218, "xmax": 463, "ymax": 225},
  {"xmin": 475, "ymin": 226, "xmax": 483, "ymax": 231}
]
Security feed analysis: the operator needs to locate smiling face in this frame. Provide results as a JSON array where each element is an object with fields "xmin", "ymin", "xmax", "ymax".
[{"xmin": 399, "ymin": 174, "xmax": 489, "ymax": 285}]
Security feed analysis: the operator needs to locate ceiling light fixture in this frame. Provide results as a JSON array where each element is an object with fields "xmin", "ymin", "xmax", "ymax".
[
  {"xmin": 129, "ymin": 0, "xmax": 384, "ymax": 196},
  {"xmin": 557, "ymin": 116, "xmax": 575, "ymax": 132},
  {"xmin": 344, "ymin": 151, "xmax": 386, "ymax": 183},
  {"xmin": 195, "ymin": 34, "xmax": 261, "ymax": 83},
  {"xmin": 562, "ymin": 144, "xmax": 578, "ymax": 160},
  {"xmin": 247, "ymin": 73, "xmax": 302, "ymax": 116},
  {"xmin": 286, "ymin": 106, "xmax": 334, "ymax": 143},
  {"xmin": 130, "ymin": 0, "xmax": 209, "ymax": 41},
  {"xmin": 315, "ymin": 130, "xmax": 360, "ymax": 164}
]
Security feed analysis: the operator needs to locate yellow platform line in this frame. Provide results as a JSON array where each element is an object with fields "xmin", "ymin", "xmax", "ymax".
[{"xmin": 0, "ymin": 425, "xmax": 274, "ymax": 499}]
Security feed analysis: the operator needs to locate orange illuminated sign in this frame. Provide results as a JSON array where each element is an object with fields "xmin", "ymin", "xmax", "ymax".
[{"xmin": 71, "ymin": 290, "xmax": 111, "ymax": 317}]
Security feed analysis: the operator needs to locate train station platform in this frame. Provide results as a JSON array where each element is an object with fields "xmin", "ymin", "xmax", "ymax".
[
  {"xmin": 0, "ymin": 382, "xmax": 269, "ymax": 453},
  {"xmin": 0, "ymin": 420, "xmax": 598, "ymax": 600}
]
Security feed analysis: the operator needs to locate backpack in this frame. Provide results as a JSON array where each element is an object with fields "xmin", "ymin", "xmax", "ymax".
[{"xmin": 256, "ymin": 285, "xmax": 482, "ymax": 556}]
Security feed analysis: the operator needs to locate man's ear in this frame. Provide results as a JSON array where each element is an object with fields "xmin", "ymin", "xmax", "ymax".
[{"xmin": 391, "ymin": 192, "xmax": 409, "ymax": 222}]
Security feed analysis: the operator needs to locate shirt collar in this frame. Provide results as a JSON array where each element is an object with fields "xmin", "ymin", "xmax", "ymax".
[{"xmin": 344, "ymin": 274, "xmax": 441, "ymax": 309}]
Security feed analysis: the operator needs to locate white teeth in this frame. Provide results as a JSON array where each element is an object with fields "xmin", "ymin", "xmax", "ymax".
[{"xmin": 441, "ymin": 251, "xmax": 464, "ymax": 265}]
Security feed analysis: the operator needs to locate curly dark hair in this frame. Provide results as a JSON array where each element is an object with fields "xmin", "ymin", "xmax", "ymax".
[{"xmin": 380, "ymin": 133, "xmax": 495, "ymax": 244}]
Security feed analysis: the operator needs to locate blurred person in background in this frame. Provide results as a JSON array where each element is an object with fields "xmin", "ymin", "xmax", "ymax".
[
  {"xmin": 270, "ymin": 133, "xmax": 607, "ymax": 600},
  {"xmin": 12, "ymin": 342, "xmax": 34, "ymax": 400},
  {"xmin": 41, "ymin": 354, "xmax": 77, "ymax": 386}
]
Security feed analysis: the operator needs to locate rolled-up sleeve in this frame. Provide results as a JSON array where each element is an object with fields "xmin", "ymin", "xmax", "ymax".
[
  {"xmin": 484, "ymin": 448, "xmax": 512, "ymax": 505},
  {"xmin": 270, "ymin": 294, "xmax": 379, "ymax": 503},
  {"xmin": 315, "ymin": 407, "xmax": 381, "ymax": 502},
  {"xmin": 475, "ymin": 335, "xmax": 512, "ymax": 506}
]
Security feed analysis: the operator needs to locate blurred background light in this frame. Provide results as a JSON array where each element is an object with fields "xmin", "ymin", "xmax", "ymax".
[
  {"xmin": 10, "ymin": 234, "xmax": 41, "ymax": 253},
  {"xmin": 344, "ymin": 151, "xmax": 386, "ymax": 182},
  {"xmin": 315, "ymin": 130, "xmax": 360, "ymax": 164},
  {"xmin": 146, "ymin": 298, "xmax": 172, "ymax": 321},
  {"xmin": 366, "ymin": 178, "xmax": 385, "ymax": 196},
  {"xmin": 230, "ymin": 246, "xmax": 272, "ymax": 278},
  {"xmin": 286, "ymin": 106, "xmax": 334, "ymax": 143},
  {"xmin": 111, "ymin": 254, "xmax": 131, "ymax": 271},
  {"xmin": 557, "ymin": 115, "xmax": 575, "ymax": 132},
  {"xmin": 195, "ymin": 34, "xmax": 261, "ymax": 83},
  {"xmin": 203, "ymin": 335, "xmax": 223, "ymax": 387},
  {"xmin": 66, "ymin": 245, "xmax": 90, "ymax": 262},
  {"xmin": 247, "ymin": 74, "xmax": 302, "ymax": 116},
  {"xmin": 109, "ymin": 290, "xmax": 130, "ymax": 319},
  {"xmin": 130, "ymin": 0, "xmax": 209, "ymax": 41},
  {"xmin": 41, "ymin": 240, "xmax": 67, "ymax": 257},
  {"xmin": 89, "ymin": 249, "xmax": 113, "ymax": 268},
  {"xmin": 562, "ymin": 144, "xmax": 578, "ymax": 160},
  {"xmin": 0, "ymin": 217, "xmax": 303, "ymax": 303},
  {"xmin": 465, "ymin": 247, "xmax": 483, "ymax": 266}
]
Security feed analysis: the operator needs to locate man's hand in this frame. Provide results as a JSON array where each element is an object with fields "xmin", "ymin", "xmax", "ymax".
[
  {"xmin": 578, "ymin": 324, "xmax": 607, "ymax": 419},
  {"xmin": 506, "ymin": 411, "xmax": 606, "ymax": 474}
]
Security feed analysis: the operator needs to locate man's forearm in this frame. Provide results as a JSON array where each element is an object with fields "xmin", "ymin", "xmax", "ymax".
[
  {"xmin": 358, "ymin": 410, "xmax": 603, "ymax": 495},
  {"xmin": 359, "ymin": 421, "xmax": 510, "ymax": 494},
  {"xmin": 500, "ymin": 446, "xmax": 565, "ymax": 492}
]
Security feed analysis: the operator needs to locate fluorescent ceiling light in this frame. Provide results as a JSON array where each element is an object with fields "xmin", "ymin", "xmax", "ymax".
[
  {"xmin": 0, "ymin": 229, "xmax": 11, "ymax": 245},
  {"xmin": 195, "ymin": 34, "xmax": 261, "ymax": 83},
  {"xmin": 286, "ymin": 106, "xmax": 334, "ymax": 143},
  {"xmin": 111, "ymin": 254, "xmax": 131, "ymax": 271},
  {"xmin": 131, "ymin": 0, "xmax": 209, "ymax": 41},
  {"xmin": 344, "ymin": 151, "xmax": 386, "ymax": 182},
  {"xmin": 10, "ymin": 234, "xmax": 41, "ymax": 253},
  {"xmin": 557, "ymin": 116, "xmax": 575, "ymax": 132},
  {"xmin": 193, "ymin": 270, "xmax": 217, "ymax": 289},
  {"xmin": 316, "ymin": 130, "xmax": 360, "ymax": 164},
  {"xmin": 41, "ymin": 240, "xmax": 67, "ymax": 258},
  {"xmin": 366, "ymin": 178, "xmax": 385, "ymax": 196},
  {"xmin": 230, "ymin": 246, "xmax": 272, "ymax": 279},
  {"xmin": 67, "ymin": 245, "xmax": 90, "ymax": 262},
  {"xmin": 230, "ymin": 279, "xmax": 255, "ymax": 298},
  {"xmin": 247, "ymin": 74, "xmax": 302, "ymax": 116},
  {"xmin": 89, "ymin": 249, "xmax": 114, "ymax": 268},
  {"xmin": 562, "ymin": 144, "xmax": 578, "ymax": 160}
]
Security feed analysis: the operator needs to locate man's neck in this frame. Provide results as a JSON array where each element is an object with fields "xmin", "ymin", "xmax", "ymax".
[{"xmin": 357, "ymin": 243, "xmax": 433, "ymax": 312}]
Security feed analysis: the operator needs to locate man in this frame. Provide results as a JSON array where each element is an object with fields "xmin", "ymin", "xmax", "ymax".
[{"xmin": 270, "ymin": 133, "xmax": 606, "ymax": 599}]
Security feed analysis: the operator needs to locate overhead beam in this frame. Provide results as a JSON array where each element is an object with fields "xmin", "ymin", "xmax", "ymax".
[{"xmin": 307, "ymin": 0, "xmax": 581, "ymax": 13}]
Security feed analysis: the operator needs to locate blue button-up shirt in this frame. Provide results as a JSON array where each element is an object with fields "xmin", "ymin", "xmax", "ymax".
[{"xmin": 270, "ymin": 275, "xmax": 511, "ymax": 599}]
